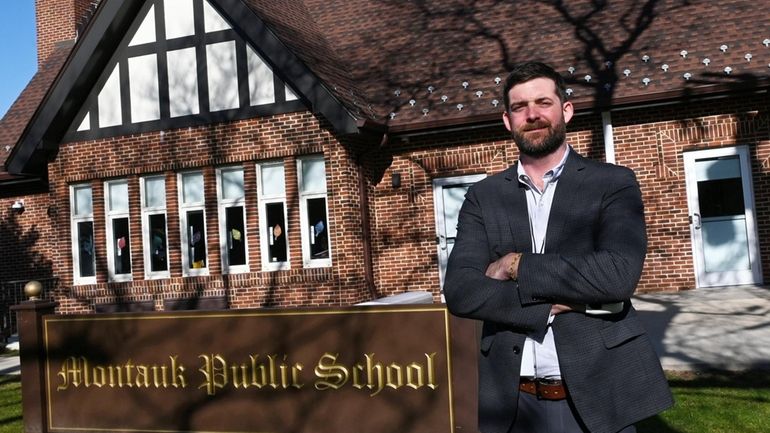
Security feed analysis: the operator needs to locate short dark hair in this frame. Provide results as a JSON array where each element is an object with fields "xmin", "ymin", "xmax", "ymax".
[{"xmin": 502, "ymin": 62, "xmax": 568, "ymax": 111}]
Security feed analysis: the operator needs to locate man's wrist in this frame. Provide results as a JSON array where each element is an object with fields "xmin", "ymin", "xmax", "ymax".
[{"xmin": 508, "ymin": 253, "xmax": 522, "ymax": 280}]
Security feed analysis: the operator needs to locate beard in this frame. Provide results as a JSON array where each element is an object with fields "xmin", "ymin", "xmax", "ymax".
[{"xmin": 511, "ymin": 117, "xmax": 567, "ymax": 158}]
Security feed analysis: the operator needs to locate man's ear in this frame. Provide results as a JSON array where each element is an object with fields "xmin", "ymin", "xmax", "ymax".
[
  {"xmin": 562, "ymin": 100, "xmax": 574, "ymax": 124},
  {"xmin": 502, "ymin": 111, "xmax": 513, "ymax": 132}
]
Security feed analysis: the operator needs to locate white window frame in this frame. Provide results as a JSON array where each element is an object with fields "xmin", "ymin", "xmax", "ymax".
[
  {"xmin": 297, "ymin": 155, "xmax": 332, "ymax": 268},
  {"xmin": 216, "ymin": 166, "xmax": 249, "ymax": 274},
  {"xmin": 70, "ymin": 184, "xmax": 97, "ymax": 285},
  {"xmin": 178, "ymin": 171, "xmax": 209, "ymax": 276},
  {"xmin": 104, "ymin": 179, "xmax": 133, "ymax": 282},
  {"xmin": 257, "ymin": 161, "xmax": 290, "ymax": 271},
  {"xmin": 140, "ymin": 175, "xmax": 170, "ymax": 279}
]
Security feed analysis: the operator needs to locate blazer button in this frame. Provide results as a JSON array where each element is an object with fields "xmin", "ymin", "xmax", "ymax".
[{"xmin": 512, "ymin": 346, "xmax": 521, "ymax": 355}]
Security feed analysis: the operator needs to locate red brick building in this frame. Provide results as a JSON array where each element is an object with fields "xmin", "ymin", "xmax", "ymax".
[{"xmin": 1, "ymin": 0, "xmax": 769, "ymax": 315}]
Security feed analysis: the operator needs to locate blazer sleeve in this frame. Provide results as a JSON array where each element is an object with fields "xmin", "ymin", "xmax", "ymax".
[
  {"xmin": 443, "ymin": 185, "xmax": 551, "ymax": 334},
  {"xmin": 516, "ymin": 166, "xmax": 647, "ymax": 305}
]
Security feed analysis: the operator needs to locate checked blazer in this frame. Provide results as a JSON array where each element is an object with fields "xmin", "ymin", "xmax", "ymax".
[{"xmin": 444, "ymin": 150, "xmax": 674, "ymax": 433}]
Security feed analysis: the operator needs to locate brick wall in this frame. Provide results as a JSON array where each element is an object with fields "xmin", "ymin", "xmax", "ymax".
[{"xmin": 32, "ymin": 111, "xmax": 374, "ymax": 313}]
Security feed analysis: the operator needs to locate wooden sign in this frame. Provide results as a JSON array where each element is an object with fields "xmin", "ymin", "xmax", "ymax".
[{"xmin": 36, "ymin": 305, "xmax": 478, "ymax": 433}]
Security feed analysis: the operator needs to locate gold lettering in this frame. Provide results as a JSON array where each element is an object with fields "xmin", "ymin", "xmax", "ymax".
[
  {"xmin": 386, "ymin": 363, "xmax": 403, "ymax": 390},
  {"xmin": 406, "ymin": 362, "xmax": 424, "ymax": 389},
  {"xmin": 425, "ymin": 353, "xmax": 438, "ymax": 390},
  {"xmin": 56, "ymin": 355, "xmax": 187, "ymax": 390},
  {"xmin": 314, "ymin": 353, "xmax": 348, "ymax": 390},
  {"xmin": 198, "ymin": 354, "xmax": 229, "ymax": 396},
  {"xmin": 250, "ymin": 355, "xmax": 268, "ymax": 388},
  {"xmin": 57, "ymin": 356, "xmax": 84, "ymax": 390}
]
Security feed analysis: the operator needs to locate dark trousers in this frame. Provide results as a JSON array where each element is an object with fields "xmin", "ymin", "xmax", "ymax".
[{"xmin": 512, "ymin": 392, "xmax": 637, "ymax": 433}]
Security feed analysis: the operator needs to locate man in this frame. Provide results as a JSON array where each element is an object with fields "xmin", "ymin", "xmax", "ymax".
[{"xmin": 443, "ymin": 61, "xmax": 673, "ymax": 433}]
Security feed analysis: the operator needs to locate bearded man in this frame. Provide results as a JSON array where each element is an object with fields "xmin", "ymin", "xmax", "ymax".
[{"xmin": 444, "ymin": 61, "xmax": 673, "ymax": 433}]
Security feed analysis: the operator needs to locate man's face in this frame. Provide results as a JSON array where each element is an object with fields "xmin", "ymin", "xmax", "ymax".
[{"xmin": 502, "ymin": 77, "xmax": 574, "ymax": 157}]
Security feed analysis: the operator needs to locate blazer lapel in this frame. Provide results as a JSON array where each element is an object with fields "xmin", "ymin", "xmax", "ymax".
[
  {"xmin": 544, "ymin": 151, "xmax": 589, "ymax": 252},
  {"xmin": 501, "ymin": 163, "xmax": 533, "ymax": 254}
]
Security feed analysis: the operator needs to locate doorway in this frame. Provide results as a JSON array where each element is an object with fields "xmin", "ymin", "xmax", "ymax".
[
  {"xmin": 683, "ymin": 146, "xmax": 762, "ymax": 287},
  {"xmin": 432, "ymin": 174, "xmax": 486, "ymax": 292}
]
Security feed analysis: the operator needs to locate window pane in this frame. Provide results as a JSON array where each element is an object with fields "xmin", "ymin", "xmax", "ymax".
[
  {"xmin": 261, "ymin": 164, "xmax": 285, "ymax": 196},
  {"xmin": 187, "ymin": 210, "xmax": 207, "ymax": 268},
  {"xmin": 109, "ymin": 181, "xmax": 129, "ymax": 212},
  {"xmin": 226, "ymin": 206, "xmax": 246, "ymax": 266},
  {"xmin": 301, "ymin": 158, "xmax": 327, "ymax": 193},
  {"xmin": 167, "ymin": 47, "xmax": 200, "ymax": 117},
  {"xmin": 697, "ymin": 178, "xmax": 745, "ymax": 218},
  {"xmin": 144, "ymin": 177, "xmax": 166, "ymax": 208},
  {"xmin": 247, "ymin": 46, "xmax": 275, "ymax": 106},
  {"xmin": 306, "ymin": 198, "xmax": 329, "ymax": 259},
  {"xmin": 266, "ymin": 202, "xmax": 287, "ymax": 263},
  {"xmin": 221, "ymin": 168, "xmax": 244, "ymax": 200},
  {"xmin": 182, "ymin": 172, "xmax": 204, "ymax": 203},
  {"xmin": 164, "ymin": 0, "xmax": 195, "ymax": 39},
  {"xmin": 98, "ymin": 66, "xmax": 122, "ymax": 128},
  {"xmin": 112, "ymin": 217, "xmax": 132, "ymax": 275},
  {"xmin": 74, "ymin": 186, "xmax": 93, "ymax": 216},
  {"xmin": 128, "ymin": 4, "xmax": 156, "ymax": 46},
  {"xmin": 128, "ymin": 54, "xmax": 160, "ymax": 122},
  {"xmin": 78, "ymin": 221, "xmax": 96, "ymax": 277},
  {"xmin": 206, "ymin": 41, "xmax": 239, "ymax": 111},
  {"xmin": 203, "ymin": 0, "xmax": 230, "ymax": 32},
  {"xmin": 148, "ymin": 213, "xmax": 168, "ymax": 272}
]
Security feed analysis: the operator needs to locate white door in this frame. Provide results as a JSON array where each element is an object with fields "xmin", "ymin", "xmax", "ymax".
[
  {"xmin": 683, "ymin": 146, "xmax": 762, "ymax": 287},
  {"xmin": 433, "ymin": 174, "xmax": 486, "ymax": 291}
]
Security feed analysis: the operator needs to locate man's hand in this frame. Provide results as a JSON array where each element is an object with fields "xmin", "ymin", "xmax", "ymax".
[
  {"xmin": 550, "ymin": 303, "xmax": 585, "ymax": 315},
  {"xmin": 485, "ymin": 252, "xmax": 521, "ymax": 280}
]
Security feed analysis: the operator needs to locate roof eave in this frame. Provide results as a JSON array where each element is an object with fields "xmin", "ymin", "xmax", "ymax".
[
  {"xmin": 6, "ymin": 0, "xmax": 147, "ymax": 176},
  {"xmin": 384, "ymin": 80, "xmax": 770, "ymax": 136}
]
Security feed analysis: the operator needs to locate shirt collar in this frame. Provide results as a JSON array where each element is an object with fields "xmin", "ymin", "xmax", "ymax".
[{"xmin": 517, "ymin": 145, "xmax": 571, "ymax": 187}]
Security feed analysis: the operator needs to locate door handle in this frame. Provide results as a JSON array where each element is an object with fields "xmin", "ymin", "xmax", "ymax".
[
  {"xmin": 437, "ymin": 235, "xmax": 447, "ymax": 250},
  {"xmin": 690, "ymin": 213, "xmax": 702, "ymax": 230}
]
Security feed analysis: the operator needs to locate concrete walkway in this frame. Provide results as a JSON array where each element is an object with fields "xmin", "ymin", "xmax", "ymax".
[
  {"xmin": 0, "ymin": 286, "xmax": 768, "ymax": 375},
  {"xmin": 634, "ymin": 284, "xmax": 770, "ymax": 371}
]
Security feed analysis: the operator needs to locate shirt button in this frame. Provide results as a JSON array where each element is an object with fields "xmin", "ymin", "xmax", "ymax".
[{"xmin": 512, "ymin": 346, "xmax": 521, "ymax": 355}]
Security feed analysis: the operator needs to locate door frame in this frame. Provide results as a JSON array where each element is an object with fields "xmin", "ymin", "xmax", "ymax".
[
  {"xmin": 683, "ymin": 145, "xmax": 762, "ymax": 288},
  {"xmin": 432, "ymin": 174, "xmax": 486, "ymax": 291}
]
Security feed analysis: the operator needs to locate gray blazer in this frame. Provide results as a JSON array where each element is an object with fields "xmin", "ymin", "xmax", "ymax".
[{"xmin": 444, "ymin": 151, "xmax": 673, "ymax": 433}]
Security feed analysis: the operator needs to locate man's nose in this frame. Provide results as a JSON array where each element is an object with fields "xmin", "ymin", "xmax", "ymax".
[{"xmin": 524, "ymin": 105, "xmax": 540, "ymax": 121}]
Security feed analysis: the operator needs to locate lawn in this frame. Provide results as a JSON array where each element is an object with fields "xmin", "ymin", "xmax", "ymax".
[
  {"xmin": 0, "ymin": 371, "xmax": 766, "ymax": 432},
  {"xmin": 0, "ymin": 376, "xmax": 21, "ymax": 433},
  {"xmin": 638, "ymin": 371, "xmax": 770, "ymax": 433}
]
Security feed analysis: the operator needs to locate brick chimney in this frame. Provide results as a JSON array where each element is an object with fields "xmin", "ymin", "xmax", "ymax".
[{"xmin": 35, "ymin": 0, "xmax": 100, "ymax": 68}]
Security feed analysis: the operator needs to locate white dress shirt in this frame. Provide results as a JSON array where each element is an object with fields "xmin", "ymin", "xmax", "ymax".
[{"xmin": 516, "ymin": 146, "xmax": 570, "ymax": 379}]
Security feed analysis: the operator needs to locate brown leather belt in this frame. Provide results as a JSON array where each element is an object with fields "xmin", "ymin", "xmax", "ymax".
[{"xmin": 519, "ymin": 377, "xmax": 567, "ymax": 400}]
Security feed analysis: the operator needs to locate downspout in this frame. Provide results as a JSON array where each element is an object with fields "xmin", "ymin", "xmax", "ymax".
[
  {"xmin": 602, "ymin": 111, "xmax": 616, "ymax": 164},
  {"xmin": 356, "ymin": 135, "xmax": 383, "ymax": 301}
]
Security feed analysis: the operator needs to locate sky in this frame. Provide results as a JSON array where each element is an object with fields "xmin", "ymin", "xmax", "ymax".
[{"xmin": 0, "ymin": 1, "xmax": 37, "ymax": 119}]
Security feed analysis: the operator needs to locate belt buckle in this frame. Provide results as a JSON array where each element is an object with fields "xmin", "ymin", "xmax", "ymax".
[{"xmin": 534, "ymin": 378, "xmax": 563, "ymax": 400}]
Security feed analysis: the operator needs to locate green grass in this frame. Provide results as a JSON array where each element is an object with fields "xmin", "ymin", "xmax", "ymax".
[
  {"xmin": 638, "ymin": 371, "xmax": 770, "ymax": 433},
  {"xmin": 0, "ymin": 376, "xmax": 21, "ymax": 433},
  {"xmin": 0, "ymin": 371, "xmax": 766, "ymax": 432}
]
